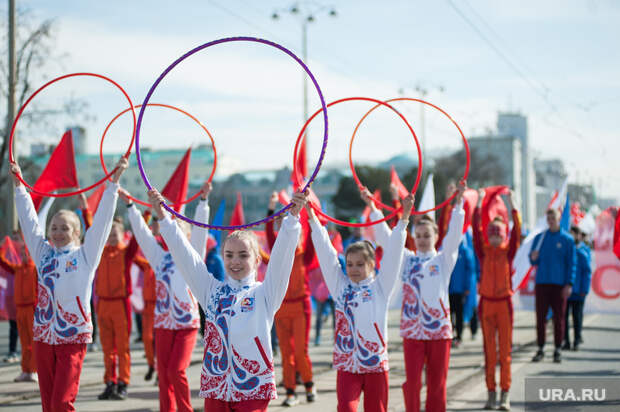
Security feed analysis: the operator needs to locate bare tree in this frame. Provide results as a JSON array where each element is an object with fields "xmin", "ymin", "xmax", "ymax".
[{"xmin": 0, "ymin": 7, "xmax": 89, "ymax": 185}]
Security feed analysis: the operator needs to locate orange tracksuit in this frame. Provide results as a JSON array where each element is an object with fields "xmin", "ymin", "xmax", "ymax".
[
  {"xmin": 472, "ymin": 208, "xmax": 520, "ymax": 393},
  {"xmin": 139, "ymin": 257, "xmax": 156, "ymax": 369},
  {"xmin": 0, "ymin": 250, "xmax": 37, "ymax": 373},
  {"xmin": 267, "ymin": 217, "xmax": 314, "ymax": 393},
  {"xmin": 96, "ymin": 238, "xmax": 138, "ymax": 385}
]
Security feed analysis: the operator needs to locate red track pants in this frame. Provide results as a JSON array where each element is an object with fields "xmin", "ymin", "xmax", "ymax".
[
  {"xmin": 336, "ymin": 370, "xmax": 389, "ymax": 412},
  {"xmin": 143, "ymin": 301, "xmax": 155, "ymax": 368},
  {"xmin": 155, "ymin": 328, "xmax": 198, "ymax": 412},
  {"xmin": 204, "ymin": 398, "xmax": 269, "ymax": 411},
  {"xmin": 35, "ymin": 341, "xmax": 87, "ymax": 412},
  {"xmin": 402, "ymin": 339, "xmax": 451, "ymax": 412}
]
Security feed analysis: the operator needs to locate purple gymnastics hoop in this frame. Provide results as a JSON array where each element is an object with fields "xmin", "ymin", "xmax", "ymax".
[{"xmin": 135, "ymin": 37, "xmax": 329, "ymax": 230}]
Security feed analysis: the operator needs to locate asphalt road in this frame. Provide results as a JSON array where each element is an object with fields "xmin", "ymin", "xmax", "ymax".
[{"xmin": 1, "ymin": 310, "xmax": 618, "ymax": 411}]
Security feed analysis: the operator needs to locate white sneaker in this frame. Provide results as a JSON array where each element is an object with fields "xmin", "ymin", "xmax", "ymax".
[{"xmin": 26, "ymin": 373, "xmax": 38, "ymax": 382}]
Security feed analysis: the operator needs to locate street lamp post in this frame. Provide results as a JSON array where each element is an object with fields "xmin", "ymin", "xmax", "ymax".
[
  {"xmin": 398, "ymin": 84, "xmax": 444, "ymax": 166},
  {"xmin": 272, "ymin": 3, "xmax": 337, "ymax": 136}
]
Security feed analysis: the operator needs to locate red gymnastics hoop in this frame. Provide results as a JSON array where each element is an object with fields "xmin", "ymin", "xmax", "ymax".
[
  {"xmin": 350, "ymin": 97, "xmax": 470, "ymax": 214},
  {"xmin": 292, "ymin": 96, "xmax": 423, "ymax": 228},
  {"xmin": 99, "ymin": 103, "xmax": 217, "ymax": 207},
  {"xmin": 9, "ymin": 72, "xmax": 136, "ymax": 197}
]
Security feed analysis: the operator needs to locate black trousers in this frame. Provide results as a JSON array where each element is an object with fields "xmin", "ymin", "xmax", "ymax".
[
  {"xmin": 449, "ymin": 293, "xmax": 465, "ymax": 341},
  {"xmin": 564, "ymin": 299, "xmax": 585, "ymax": 346},
  {"xmin": 9, "ymin": 319, "xmax": 18, "ymax": 353},
  {"xmin": 470, "ymin": 305, "xmax": 478, "ymax": 336},
  {"xmin": 90, "ymin": 298, "xmax": 97, "ymax": 341}
]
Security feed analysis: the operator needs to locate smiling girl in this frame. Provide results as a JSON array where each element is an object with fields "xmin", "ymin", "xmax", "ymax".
[
  {"xmin": 307, "ymin": 193, "xmax": 414, "ymax": 412},
  {"xmin": 367, "ymin": 182, "xmax": 466, "ymax": 412},
  {"xmin": 10, "ymin": 157, "xmax": 127, "ymax": 412},
  {"xmin": 148, "ymin": 188, "xmax": 308, "ymax": 412}
]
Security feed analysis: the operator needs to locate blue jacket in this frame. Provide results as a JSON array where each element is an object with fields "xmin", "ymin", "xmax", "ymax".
[
  {"xmin": 206, "ymin": 247, "xmax": 225, "ymax": 282},
  {"xmin": 530, "ymin": 229, "xmax": 576, "ymax": 286},
  {"xmin": 449, "ymin": 239, "xmax": 476, "ymax": 294},
  {"xmin": 569, "ymin": 242, "xmax": 592, "ymax": 300}
]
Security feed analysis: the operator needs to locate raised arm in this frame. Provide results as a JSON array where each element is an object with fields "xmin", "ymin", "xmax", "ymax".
[
  {"xmin": 438, "ymin": 182, "xmax": 466, "ymax": 280},
  {"xmin": 507, "ymin": 213, "xmax": 521, "ymax": 264},
  {"xmin": 11, "ymin": 162, "xmax": 49, "ymax": 263},
  {"xmin": 81, "ymin": 158, "xmax": 127, "ymax": 271},
  {"xmin": 262, "ymin": 191, "xmax": 306, "ymax": 316},
  {"xmin": 78, "ymin": 193, "xmax": 93, "ymax": 230},
  {"xmin": 308, "ymin": 208, "xmax": 345, "ymax": 299},
  {"xmin": 149, "ymin": 189, "xmax": 214, "ymax": 305},
  {"xmin": 124, "ymin": 191, "xmax": 165, "ymax": 266},
  {"xmin": 377, "ymin": 193, "xmax": 413, "ymax": 297},
  {"xmin": 362, "ymin": 186, "xmax": 392, "ymax": 250},
  {"xmin": 472, "ymin": 189, "xmax": 485, "ymax": 262},
  {"xmin": 189, "ymin": 182, "xmax": 212, "ymax": 261}
]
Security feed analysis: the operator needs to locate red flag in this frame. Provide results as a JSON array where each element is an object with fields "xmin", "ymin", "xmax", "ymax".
[
  {"xmin": 229, "ymin": 192, "xmax": 245, "ymax": 227},
  {"xmin": 571, "ymin": 202, "xmax": 586, "ymax": 226},
  {"xmin": 278, "ymin": 190, "xmax": 291, "ymax": 206},
  {"xmin": 298, "ymin": 135, "xmax": 308, "ymax": 180},
  {"xmin": 480, "ymin": 185, "xmax": 510, "ymax": 243},
  {"xmin": 307, "ymin": 188, "xmax": 329, "ymax": 226},
  {"xmin": 390, "ymin": 166, "xmax": 408, "ymax": 199},
  {"xmin": 31, "ymin": 130, "xmax": 79, "ymax": 210},
  {"xmin": 290, "ymin": 136, "xmax": 308, "ymax": 186},
  {"xmin": 1, "ymin": 236, "xmax": 21, "ymax": 265},
  {"xmin": 362, "ymin": 189, "xmax": 382, "ymax": 223},
  {"xmin": 86, "ymin": 184, "xmax": 106, "ymax": 214},
  {"xmin": 613, "ymin": 208, "xmax": 620, "ymax": 260},
  {"xmin": 462, "ymin": 189, "xmax": 480, "ymax": 234},
  {"xmin": 162, "ymin": 148, "xmax": 192, "ymax": 213}
]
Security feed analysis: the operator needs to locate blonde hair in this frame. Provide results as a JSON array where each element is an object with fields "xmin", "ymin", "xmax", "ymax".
[
  {"xmin": 416, "ymin": 214, "xmax": 438, "ymax": 234},
  {"xmin": 50, "ymin": 209, "xmax": 82, "ymax": 241},
  {"xmin": 223, "ymin": 230, "xmax": 260, "ymax": 258},
  {"xmin": 345, "ymin": 240, "xmax": 376, "ymax": 264}
]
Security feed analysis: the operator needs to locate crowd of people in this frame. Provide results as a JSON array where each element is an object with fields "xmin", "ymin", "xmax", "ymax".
[{"xmin": 1, "ymin": 158, "xmax": 594, "ymax": 412}]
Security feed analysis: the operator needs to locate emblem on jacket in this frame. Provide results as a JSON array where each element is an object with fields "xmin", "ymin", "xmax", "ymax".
[
  {"xmin": 429, "ymin": 264, "xmax": 440, "ymax": 277},
  {"xmin": 65, "ymin": 258, "xmax": 78, "ymax": 273},
  {"xmin": 240, "ymin": 297, "xmax": 255, "ymax": 312},
  {"xmin": 361, "ymin": 288, "xmax": 372, "ymax": 302}
]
